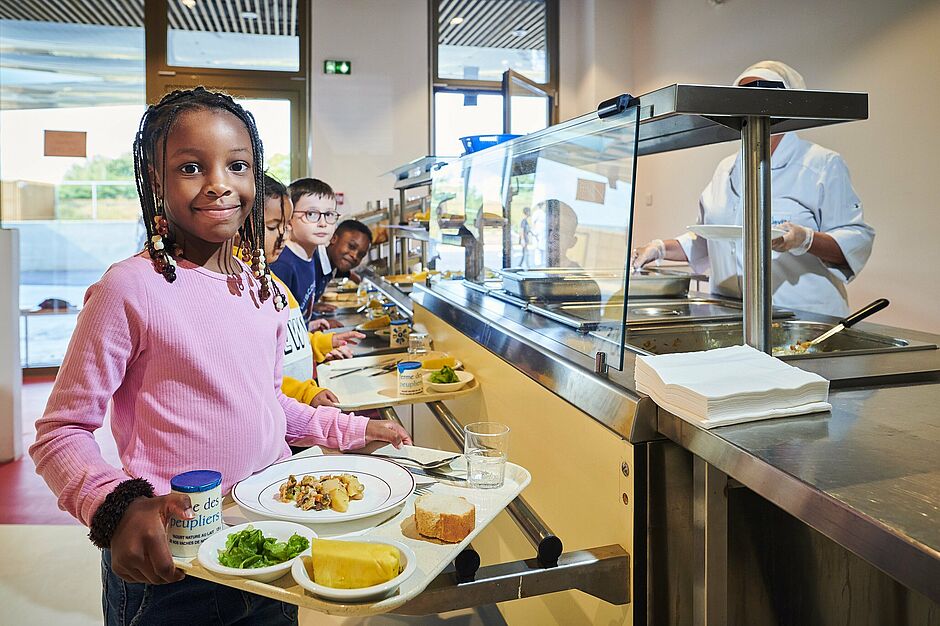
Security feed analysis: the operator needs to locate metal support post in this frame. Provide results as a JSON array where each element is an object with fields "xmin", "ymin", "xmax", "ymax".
[
  {"xmin": 692, "ymin": 456, "xmax": 728, "ymax": 626},
  {"xmin": 394, "ymin": 545, "xmax": 629, "ymax": 615},
  {"xmin": 376, "ymin": 405, "xmax": 405, "ymax": 428},
  {"xmin": 740, "ymin": 115, "xmax": 773, "ymax": 352}
]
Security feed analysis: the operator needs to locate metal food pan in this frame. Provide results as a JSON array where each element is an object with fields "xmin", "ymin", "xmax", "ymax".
[
  {"xmin": 613, "ymin": 320, "xmax": 935, "ymax": 359},
  {"xmin": 498, "ymin": 267, "xmax": 695, "ymax": 300}
]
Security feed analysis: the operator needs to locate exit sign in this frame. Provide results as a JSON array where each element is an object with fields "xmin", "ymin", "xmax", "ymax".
[{"xmin": 323, "ymin": 60, "xmax": 351, "ymax": 75}]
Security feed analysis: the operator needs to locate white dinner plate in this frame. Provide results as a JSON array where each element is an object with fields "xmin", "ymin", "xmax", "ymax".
[
  {"xmin": 233, "ymin": 455, "xmax": 415, "ymax": 525},
  {"xmin": 686, "ymin": 224, "xmax": 786, "ymax": 240}
]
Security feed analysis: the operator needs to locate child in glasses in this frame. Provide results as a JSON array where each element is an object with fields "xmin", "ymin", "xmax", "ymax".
[{"xmin": 270, "ymin": 178, "xmax": 341, "ymax": 324}]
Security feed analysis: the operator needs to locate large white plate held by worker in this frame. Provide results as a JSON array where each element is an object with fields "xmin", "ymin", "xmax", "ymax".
[
  {"xmin": 233, "ymin": 455, "xmax": 415, "ymax": 525},
  {"xmin": 687, "ymin": 224, "xmax": 786, "ymax": 240}
]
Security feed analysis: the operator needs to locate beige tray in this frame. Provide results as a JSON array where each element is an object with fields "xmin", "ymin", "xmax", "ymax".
[
  {"xmin": 318, "ymin": 354, "xmax": 478, "ymax": 411},
  {"xmin": 174, "ymin": 446, "xmax": 530, "ymax": 616}
]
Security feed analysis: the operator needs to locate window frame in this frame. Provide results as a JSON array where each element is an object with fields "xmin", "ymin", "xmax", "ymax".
[
  {"xmin": 428, "ymin": 0, "xmax": 559, "ymax": 153},
  {"xmin": 144, "ymin": 0, "xmax": 310, "ymax": 181}
]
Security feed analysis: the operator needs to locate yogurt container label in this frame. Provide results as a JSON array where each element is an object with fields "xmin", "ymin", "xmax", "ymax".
[{"xmin": 167, "ymin": 470, "xmax": 223, "ymax": 558}]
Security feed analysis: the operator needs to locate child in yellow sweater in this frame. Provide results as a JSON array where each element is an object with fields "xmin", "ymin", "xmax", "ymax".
[{"xmin": 262, "ymin": 175, "xmax": 363, "ymax": 407}]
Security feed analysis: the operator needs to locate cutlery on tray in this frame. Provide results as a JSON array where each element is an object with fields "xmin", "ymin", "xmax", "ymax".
[
  {"xmin": 406, "ymin": 467, "xmax": 468, "ymax": 485},
  {"xmin": 369, "ymin": 453, "xmax": 462, "ymax": 469}
]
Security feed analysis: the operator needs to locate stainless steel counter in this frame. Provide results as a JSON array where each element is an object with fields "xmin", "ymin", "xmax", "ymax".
[
  {"xmin": 658, "ymin": 384, "xmax": 940, "ymax": 605},
  {"xmin": 410, "ymin": 279, "xmax": 940, "ymax": 606}
]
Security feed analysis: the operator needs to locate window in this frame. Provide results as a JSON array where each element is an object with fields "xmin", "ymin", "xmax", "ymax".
[
  {"xmin": 0, "ymin": 0, "xmax": 309, "ymax": 369},
  {"xmin": 1, "ymin": 1, "xmax": 146, "ymax": 367},
  {"xmin": 431, "ymin": 0, "xmax": 559, "ymax": 156},
  {"xmin": 166, "ymin": 0, "xmax": 301, "ymax": 72}
]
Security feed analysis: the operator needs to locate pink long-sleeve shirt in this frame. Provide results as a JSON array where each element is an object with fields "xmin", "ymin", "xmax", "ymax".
[{"xmin": 29, "ymin": 255, "xmax": 369, "ymax": 526}]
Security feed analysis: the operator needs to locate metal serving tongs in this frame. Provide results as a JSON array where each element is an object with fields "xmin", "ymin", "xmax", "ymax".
[{"xmin": 804, "ymin": 298, "xmax": 890, "ymax": 349}]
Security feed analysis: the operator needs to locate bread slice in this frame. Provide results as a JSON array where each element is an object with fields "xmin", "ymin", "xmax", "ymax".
[{"xmin": 414, "ymin": 494, "xmax": 475, "ymax": 543}]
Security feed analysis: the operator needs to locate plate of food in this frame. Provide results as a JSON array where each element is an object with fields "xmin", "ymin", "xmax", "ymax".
[
  {"xmin": 355, "ymin": 315, "xmax": 391, "ymax": 332},
  {"xmin": 686, "ymin": 224, "xmax": 786, "ymax": 240},
  {"xmin": 196, "ymin": 521, "xmax": 315, "ymax": 583},
  {"xmin": 232, "ymin": 455, "xmax": 416, "ymax": 525},
  {"xmin": 291, "ymin": 537, "xmax": 417, "ymax": 602},
  {"xmin": 423, "ymin": 367, "xmax": 474, "ymax": 392}
]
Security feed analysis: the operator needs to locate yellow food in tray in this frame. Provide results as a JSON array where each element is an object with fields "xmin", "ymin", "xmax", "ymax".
[
  {"xmin": 306, "ymin": 539, "xmax": 402, "ymax": 589},
  {"xmin": 418, "ymin": 354, "xmax": 457, "ymax": 370},
  {"xmin": 359, "ymin": 315, "xmax": 390, "ymax": 330}
]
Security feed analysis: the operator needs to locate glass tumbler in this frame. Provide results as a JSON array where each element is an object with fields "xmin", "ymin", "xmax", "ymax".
[
  {"xmin": 407, "ymin": 332, "xmax": 431, "ymax": 355},
  {"xmin": 463, "ymin": 422, "xmax": 510, "ymax": 489}
]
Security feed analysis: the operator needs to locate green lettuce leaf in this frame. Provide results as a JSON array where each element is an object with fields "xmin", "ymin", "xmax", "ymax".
[{"xmin": 217, "ymin": 526, "xmax": 310, "ymax": 569}]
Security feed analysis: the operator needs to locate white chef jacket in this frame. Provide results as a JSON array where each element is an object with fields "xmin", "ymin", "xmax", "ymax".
[{"xmin": 676, "ymin": 132, "xmax": 874, "ymax": 317}]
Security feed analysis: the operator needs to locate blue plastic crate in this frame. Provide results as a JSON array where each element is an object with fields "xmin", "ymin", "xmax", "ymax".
[{"xmin": 459, "ymin": 134, "xmax": 521, "ymax": 155}]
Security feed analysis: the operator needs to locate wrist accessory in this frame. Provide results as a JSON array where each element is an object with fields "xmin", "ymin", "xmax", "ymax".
[{"xmin": 88, "ymin": 477, "xmax": 155, "ymax": 549}]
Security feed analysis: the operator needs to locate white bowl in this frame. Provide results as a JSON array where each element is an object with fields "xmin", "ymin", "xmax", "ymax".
[
  {"xmin": 291, "ymin": 537, "xmax": 417, "ymax": 602},
  {"xmin": 197, "ymin": 521, "xmax": 317, "ymax": 583},
  {"xmin": 423, "ymin": 370, "xmax": 474, "ymax": 393}
]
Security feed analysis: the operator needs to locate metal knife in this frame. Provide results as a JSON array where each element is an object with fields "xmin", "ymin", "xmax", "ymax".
[{"xmin": 406, "ymin": 467, "xmax": 469, "ymax": 485}]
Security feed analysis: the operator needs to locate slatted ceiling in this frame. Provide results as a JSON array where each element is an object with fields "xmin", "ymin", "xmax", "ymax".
[
  {"xmin": 0, "ymin": 0, "xmax": 298, "ymax": 36},
  {"xmin": 438, "ymin": 0, "xmax": 546, "ymax": 51}
]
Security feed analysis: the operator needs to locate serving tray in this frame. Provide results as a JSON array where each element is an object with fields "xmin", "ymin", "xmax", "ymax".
[{"xmin": 174, "ymin": 446, "xmax": 531, "ymax": 616}]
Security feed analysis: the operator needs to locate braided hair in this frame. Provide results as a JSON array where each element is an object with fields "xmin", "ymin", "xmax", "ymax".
[{"xmin": 132, "ymin": 86, "xmax": 278, "ymax": 305}]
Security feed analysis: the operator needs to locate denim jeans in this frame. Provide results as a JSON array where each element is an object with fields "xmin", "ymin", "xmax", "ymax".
[{"xmin": 101, "ymin": 549, "xmax": 298, "ymax": 626}]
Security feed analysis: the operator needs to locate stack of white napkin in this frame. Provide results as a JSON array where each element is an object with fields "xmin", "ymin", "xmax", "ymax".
[{"xmin": 635, "ymin": 345, "xmax": 831, "ymax": 428}]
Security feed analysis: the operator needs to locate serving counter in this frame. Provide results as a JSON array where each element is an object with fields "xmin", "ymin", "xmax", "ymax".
[
  {"xmin": 362, "ymin": 80, "xmax": 938, "ymax": 623},
  {"xmin": 376, "ymin": 278, "xmax": 940, "ymax": 625}
]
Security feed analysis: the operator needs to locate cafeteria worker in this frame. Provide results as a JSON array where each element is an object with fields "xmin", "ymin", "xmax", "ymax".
[{"xmin": 631, "ymin": 60, "xmax": 874, "ymax": 316}]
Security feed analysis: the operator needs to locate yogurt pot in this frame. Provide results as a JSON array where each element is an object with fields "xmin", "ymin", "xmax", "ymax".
[
  {"xmin": 167, "ymin": 470, "xmax": 223, "ymax": 558},
  {"xmin": 389, "ymin": 319, "xmax": 412, "ymax": 347},
  {"xmin": 397, "ymin": 361, "xmax": 424, "ymax": 396}
]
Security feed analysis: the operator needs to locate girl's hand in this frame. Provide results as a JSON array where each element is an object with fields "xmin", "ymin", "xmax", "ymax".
[
  {"xmin": 312, "ymin": 302, "xmax": 337, "ymax": 314},
  {"xmin": 323, "ymin": 346, "xmax": 354, "ymax": 361},
  {"xmin": 331, "ymin": 330, "xmax": 365, "ymax": 348},
  {"xmin": 311, "ymin": 389, "xmax": 338, "ymax": 408},
  {"xmin": 365, "ymin": 419, "xmax": 413, "ymax": 448},
  {"xmin": 308, "ymin": 318, "xmax": 331, "ymax": 332},
  {"xmin": 109, "ymin": 493, "xmax": 193, "ymax": 585}
]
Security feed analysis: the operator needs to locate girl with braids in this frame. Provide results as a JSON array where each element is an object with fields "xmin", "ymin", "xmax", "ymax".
[{"xmin": 29, "ymin": 87, "xmax": 410, "ymax": 625}]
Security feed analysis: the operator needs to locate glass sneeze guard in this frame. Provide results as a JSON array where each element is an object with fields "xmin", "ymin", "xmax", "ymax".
[{"xmin": 430, "ymin": 105, "xmax": 641, "ymax": 371}]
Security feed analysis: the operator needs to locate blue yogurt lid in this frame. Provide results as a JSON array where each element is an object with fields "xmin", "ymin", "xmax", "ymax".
[
  {"xmin": 397, "ymin": 361, "xmax": 422, "ymax": 372},
  {"xmin": 170, "ymin": 470, "xmax": 222, "ymax": 493}
]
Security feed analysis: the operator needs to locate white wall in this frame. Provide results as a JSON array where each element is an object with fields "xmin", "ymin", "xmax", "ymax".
[
  {"xmin": 1, "ymin": 229, "xmax": 22, "ymax": 461},
  {"xmin": 309, "ymin": 0, "xmax": 429, "ymax": 215},
  {"xmin": 626, "ymin": 0, "xmax": 940, "ymax": 333},
  {"xmin": 559, "ymin": 0, "xmax": 634, "ymax": 122}
]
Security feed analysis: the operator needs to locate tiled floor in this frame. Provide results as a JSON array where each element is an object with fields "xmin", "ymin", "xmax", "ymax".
[{"xmin": 0, "ymin": 376, "xmax": 120, "ymax": 525}]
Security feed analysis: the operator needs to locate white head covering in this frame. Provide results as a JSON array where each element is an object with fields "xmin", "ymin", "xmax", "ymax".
[{"xmin": 734, "ymin": 60, "xmax": 806, "ymax": 90}]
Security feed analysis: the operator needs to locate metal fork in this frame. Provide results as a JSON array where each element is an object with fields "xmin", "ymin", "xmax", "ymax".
[
  {"xmin": 414, "ymin": 486, "xmax": 433, "ymax": 496},
  {"xmin": 371, "ymin": 453, "xmax": 462, "ymax": 469}
]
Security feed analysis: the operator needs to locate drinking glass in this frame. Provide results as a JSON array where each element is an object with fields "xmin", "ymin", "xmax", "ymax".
[
  {"xmin": 463, "ymin": 422, "xmax": 509, "ymax": 489},
  {"xmin": 407, "ymin": 332, "xmax": 431, "ymax": 355}
]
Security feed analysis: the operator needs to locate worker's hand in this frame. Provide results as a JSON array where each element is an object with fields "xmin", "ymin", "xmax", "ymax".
[
  {"xmin": 311, "ymin": 389, "xmax": 338, "ymax": 408},
  {"xmin": 308, "ymin": 318, "xmax": 331, "ymax": 332},
  {"xmin": 365, "ymin": 419, "xmax": 413, "ymax": 448},
  {"xmin": 772, "ymin": 222, "xmax": 814, "ymax": 255},
  {"xmin": 109, "ymin": 493, "xmax": 192, "ymax": 585},
  {"xmin": 631, "ymin": 239, "xmax": 665, "ymax": 269},
  {"xmin": 332, "ymin": 330, "xmax": 365, "ymax": 348}
]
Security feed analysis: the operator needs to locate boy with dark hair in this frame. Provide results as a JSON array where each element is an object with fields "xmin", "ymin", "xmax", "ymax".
[{"xmin": 327, "ymin": 220, "xmax": 373, "ymax": 284}]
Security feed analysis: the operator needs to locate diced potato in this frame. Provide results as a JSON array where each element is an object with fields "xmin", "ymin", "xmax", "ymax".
[
  {"xmin": 330, "ymin": 486, "xmax": 350, "ymax": 512},
  {"xmin": 320, "ymin": 478, "xmax": 342, "ymax": 493}
]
